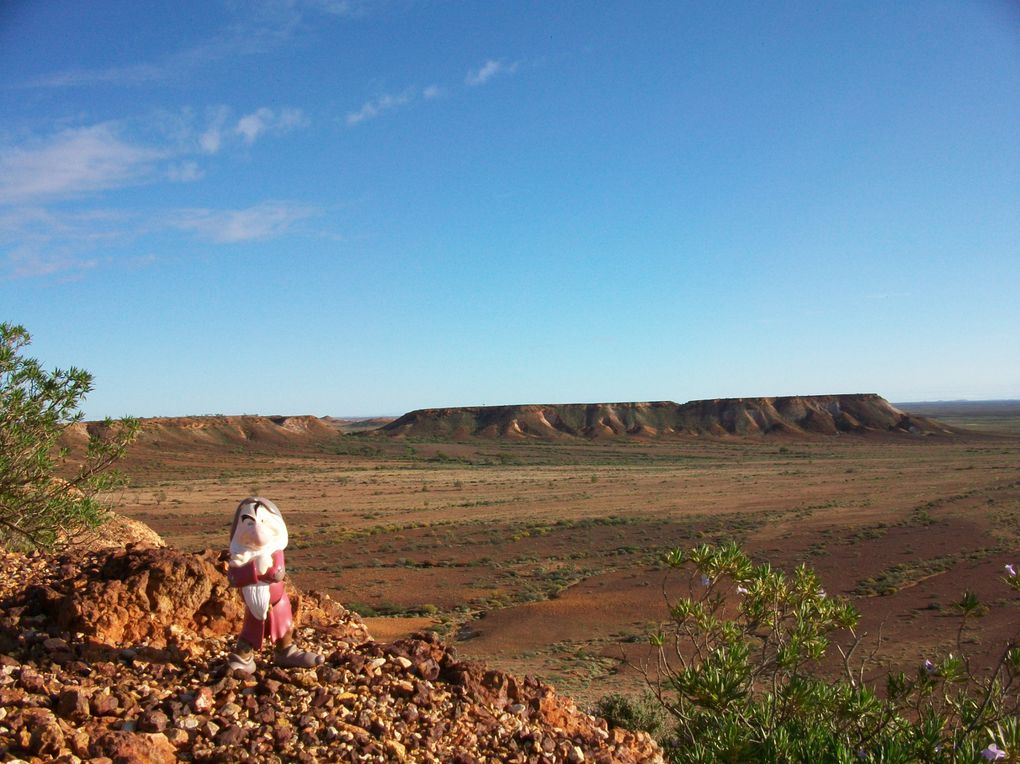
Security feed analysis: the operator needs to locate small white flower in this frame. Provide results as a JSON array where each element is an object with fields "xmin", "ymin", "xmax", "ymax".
[
  {"xmin": 1006, "ymin": 563, "xmax": 1017, "ymax": 578},
  {"xmin": 736, "ymin": 585, "xmax": 749, "ymax": 595},
  {"xmin": 981, "ymin": 742, "xmax": 1006, "ymax": 761},
  {"xmin": 923, "ymin": 659, "xmax": 936, "ymax": 674},
  {"xmin": 817, "ymin": 588, "xmax": 827, "ymax": 598}
]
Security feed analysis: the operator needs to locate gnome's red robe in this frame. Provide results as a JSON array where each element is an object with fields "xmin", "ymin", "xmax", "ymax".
[{"xmin": 227, "ymin": 550, "xmax": 294, "ymax": 650}]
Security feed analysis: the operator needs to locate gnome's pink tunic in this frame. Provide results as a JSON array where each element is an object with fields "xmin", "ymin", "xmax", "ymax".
[{"xmin": 227, "ymin": 549, "xmax": 294, "ymax": 650}]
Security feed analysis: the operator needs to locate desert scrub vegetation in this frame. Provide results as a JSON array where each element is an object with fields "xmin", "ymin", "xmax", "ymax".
[
  {"xmin": 601, "ymin": 542, "xmax": 1020, "ymax": 763},
  {"xmin": 0, "ymin": 323, "xmax": 138, "ymax": 550}
]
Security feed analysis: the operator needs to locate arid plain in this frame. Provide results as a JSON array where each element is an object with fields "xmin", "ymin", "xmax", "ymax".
[{"xmin": 107, "ymin": 400, "xmax": 1020, "ymax": 706}]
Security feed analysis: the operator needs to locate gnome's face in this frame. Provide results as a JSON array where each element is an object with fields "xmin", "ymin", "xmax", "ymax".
[{"xmin": 231, "ymin": 497, "xmax": 288, "ymax": 553}]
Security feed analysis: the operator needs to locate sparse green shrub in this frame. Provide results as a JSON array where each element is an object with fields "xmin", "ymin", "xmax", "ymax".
[
  {"xmin": 601, "ymin": 542, "xmax": 1020, "ymax": 763},
  {"xmin": 593, "ymin": 692, "xmax": 668, "ymax": 739},
  {"xmin": 0, "ymin": 323, "xmax": 138, "ymax": 550},
  {"xmin": 347, "ymin": 602, "xmax": 378, "ymax": 617}
]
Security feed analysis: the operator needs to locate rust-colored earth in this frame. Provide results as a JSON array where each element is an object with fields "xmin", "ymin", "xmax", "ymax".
[{"xmin": 107, "ymin": 402, "xmax": 1020, "ymax": 706}]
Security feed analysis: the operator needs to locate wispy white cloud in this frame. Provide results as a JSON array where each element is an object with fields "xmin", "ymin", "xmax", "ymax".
[
  {"xmin": 17, "ymin": 2, "xmax": 367, "ymax": 90},
  {"xmin": 864, "ymin": 291, "xmax": 912, "ymax": 301},
  {"xmin": 296, "ymin": 0, "xmax": 365, "ymax": 17},
  {"xmin": 170, "ymin": 202, "xmax": 319, "ymax": 242},
  {"xmin": 235, "ymin": 107, "xmax": 308, "ymax": 145},
  {"xmin": 0, "ymin": 107, "xmax": 307, "ymax": 206},
  {"xmin": 0, "ymin": 206, "xmax": 133, "ymax": 280},
  {"xmin": 4, "ymin": 249, "xmax": 101, "ymax": 281},
  {"xmin": 0, "ymin": 207, "xmax": 131, "ymax": 250},
  {"xmin": 0, "ymin": 124, "xmax": 165, "ymax": 204},
  {"xmin": 167, "ymin": 161, "xmax": 204, "ymax": 182},
  {"xmin": 199, "ymin": 106, "xmax": 231, "ymax": 154},
  {"xmin": 423, "ymin": 84, "xmax": 442, "ymax": 100},
  {"xmin": 346, "ymin": 90, "xmax": 415, "ymax": 126},
  {"xmin": 465, "ymin": 58, "xmax": 518, "ymax": 87},
  {"xmin": 1, "ymin": 200, "xmax": 323, "ymax": 279}
]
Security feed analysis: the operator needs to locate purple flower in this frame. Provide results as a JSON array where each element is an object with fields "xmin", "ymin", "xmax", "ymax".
[
  {"xmin": 700, "ymin": 574, "xmax": 712, "ymax": 587},
  {"xmin": 923, "ymin": 659, "xmax": 936, "ymax": 674},
  {"xmin": 736, "ymin": 585, "xmax": 749, "ymax": 595},
  {"xmin": 1006, "ymin": 563, "xmax": 1017, "ymax": 578},
  {"xmin": 981, "ymin": 743, "xmax": 1006, "ymax": 761},
  {"xmin": 817, "ymin": 588, "xmax": 827, "ymax": 598}
]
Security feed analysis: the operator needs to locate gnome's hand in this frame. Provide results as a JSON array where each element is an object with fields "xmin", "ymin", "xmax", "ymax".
[
  {"xmin": 260, "ymin": 551, "xmax": 286, "ymax": 583},
  {"xmin": 255, "ymin": 553, "xmax": 274, "ymax": 576}
]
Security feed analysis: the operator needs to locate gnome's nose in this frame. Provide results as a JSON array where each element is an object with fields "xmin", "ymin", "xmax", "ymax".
[{"xmin": 253, "ymin": 521, "xmax": 272, "ymax": 545}]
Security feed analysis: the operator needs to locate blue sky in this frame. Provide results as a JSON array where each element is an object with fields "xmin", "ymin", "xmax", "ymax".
[{"xmin": 1, "ymin": 1, "xmax": 1018, "ymax": 419}]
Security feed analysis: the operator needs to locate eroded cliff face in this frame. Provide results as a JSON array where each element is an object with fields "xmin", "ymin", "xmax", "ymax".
[
  {"xmin": 0, "ymin": 544, "xmax": 662, "ymax": 763},
  {"xmin": 380, "ymin": 394, "xmax": 953, "ymax": 440},
  {"xmin": 64, "ymin": 415, "xmax": 341, "ymax": 454}
]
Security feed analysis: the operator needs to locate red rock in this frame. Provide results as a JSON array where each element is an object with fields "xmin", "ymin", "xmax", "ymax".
[
  {"xmin": 90, "ymin": 730, "xmax": 177, "ymax": 764},
  {"xmin": 18, "ymin": 666, "xmax": 46, "ymax": 694},
  {"xmin": 192, "ymin": 686, "xmax": 213, "ymax": 712},
  {"xmin": 43, "ymin": 636, "xmax": 70, "ymax": 652},
  {"xmin": 165, "ymin": 728, "xmax": 189, "ymax": 746},
  {"xmin": 29, "ymin": 715, "xmax": 64, "ymax": 757},
  {"xmin": 91, "ymin": 691, "xmax": 120, "ymax": 716},
  {"xmin": 215, "ymin": 724, "xmax": 246, "ymax": 746},
  {"xmin": 56, "ymin": 686, "xmax": 92, "ymax": 722},
  {"xmin": 274, "ymin": 723, "xmax": 293, "ymax": 745},
  {"xmin": 137, "ymin": 709, "xmax": 168, "ymax": 733}
]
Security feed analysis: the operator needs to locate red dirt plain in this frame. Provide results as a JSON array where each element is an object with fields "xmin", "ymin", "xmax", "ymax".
[{"xmin": 112, "ymin": 413, "xmax": 1020, "ymax": 707}]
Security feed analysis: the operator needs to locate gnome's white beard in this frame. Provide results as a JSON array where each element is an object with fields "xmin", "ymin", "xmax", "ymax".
[{"xmin": 243, "ymin": 581, "xmax": 271, "ymax": 620}]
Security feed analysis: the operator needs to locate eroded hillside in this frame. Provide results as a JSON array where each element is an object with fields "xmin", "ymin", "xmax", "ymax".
[{"xmin": 379, "ymin": 394, "xmax": 955, "ymax": 440}]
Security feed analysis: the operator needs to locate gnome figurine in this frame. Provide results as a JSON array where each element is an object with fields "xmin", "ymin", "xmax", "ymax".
[{"xmin": 226, "ymin": 497, "xmax": 323, "ymax": 674}]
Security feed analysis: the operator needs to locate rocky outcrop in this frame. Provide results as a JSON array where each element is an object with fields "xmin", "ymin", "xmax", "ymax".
[
  {"xmin": 0, "ymin": 546, "xmax": 662, "ymax": 762},
  {"xmin": 379, "ymin": 394, "xmax": 955, "ymax": 441}
]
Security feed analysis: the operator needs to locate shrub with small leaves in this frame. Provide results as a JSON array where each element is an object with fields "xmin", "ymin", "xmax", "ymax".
[{"xmin": 601, "ymin": 542, "xmax": 1020, "ymax": 763}]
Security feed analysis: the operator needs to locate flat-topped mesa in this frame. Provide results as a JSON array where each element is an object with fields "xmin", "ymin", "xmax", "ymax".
[
  {"xmin": 63, "ymin": 414, "xmax": 340, "ymax": 455},
  {"xmin": 379, "ymin": 394, "xmax": 956, "ymax": 440}
]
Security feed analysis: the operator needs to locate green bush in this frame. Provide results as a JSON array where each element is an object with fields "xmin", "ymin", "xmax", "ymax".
[
  {"xmin": 593, "ymin": 691, "xmax": 668, "ymax": 740},
  {"xmin": 598, "ymin": 542, "xmax": 1020, "ymax": 763},
  {"xmin": 0, "ymin": 323, "xmax": 138, "ymax": 550}
]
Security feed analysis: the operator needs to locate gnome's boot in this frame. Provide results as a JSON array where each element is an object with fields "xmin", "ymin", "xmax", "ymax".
[
  {"xmin": 274, "ymin": 633, "xmax": 323, "ymax": 669},
  {"xmin": 227, "ymin": 638, "xmax": 256, "ymax": 675}
]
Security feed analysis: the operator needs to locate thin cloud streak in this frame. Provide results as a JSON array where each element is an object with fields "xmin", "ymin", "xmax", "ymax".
[
  {"xmin": 170, "ymin": 202, "xmax": 319, "ymax": 243},
  {"xmin": 0, "ymin": 124, "xmax": 164, "ymax": 204},
  {"xmin": 0, "ymin": 207, "xmax": 130, "ymax": 280},
  {"xmin": 465, "ymin": 58, "xmax": 518, "ymax": 86},
  {"xmin": 0, "ymin": 201, "xmax": 322, "ymax": 280},
  {"xmin": 5, "ymin": 249, "xmax": 101, "ymax": 281},
  {"xmin": 346, "ymin": 90, "xmax": 414, "ymax": 125},
  {"xmin": 16, "ymin": 1, "xmax": 363, "ymax": 90},
  {"xmin": 235, "ymin": 108, "xmax": 308, "ymax": 145}
]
